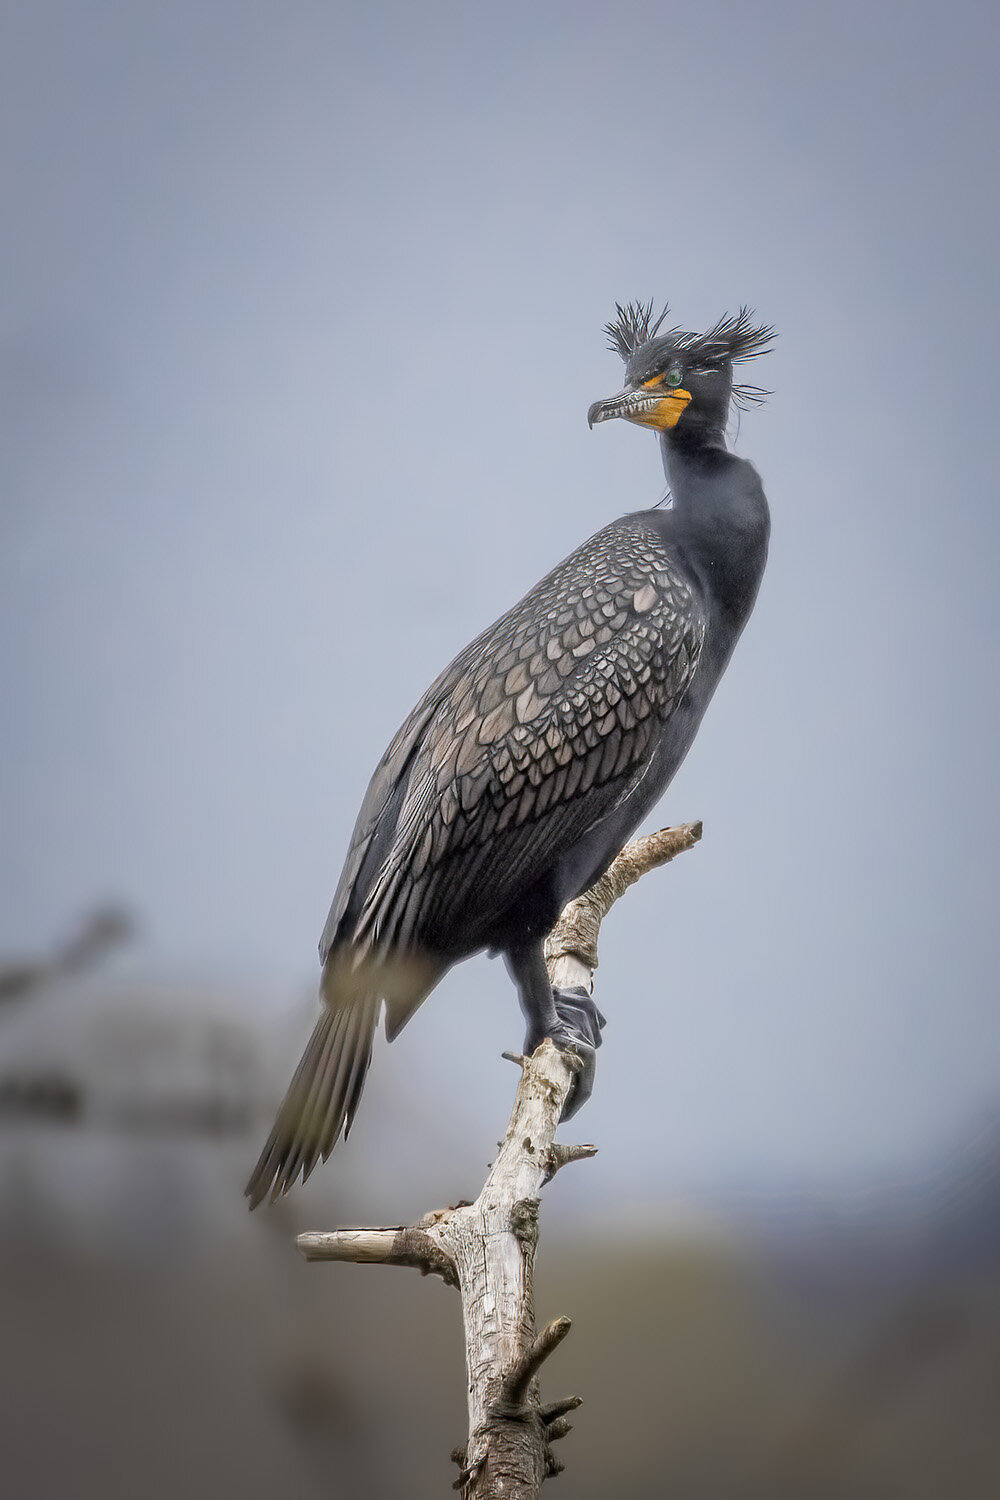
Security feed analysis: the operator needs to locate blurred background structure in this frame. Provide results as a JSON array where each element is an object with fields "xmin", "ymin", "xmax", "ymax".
[{"xmin": 2, "ymin": 2, "xmax": 999, "ymax": 1495}]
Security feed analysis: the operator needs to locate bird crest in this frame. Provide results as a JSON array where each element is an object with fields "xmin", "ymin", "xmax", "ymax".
[
  {"xmin": 603, "ymin": 299, "xmax": 671, "ymax": 359},
  {"xmin": 604, "ymin": 300, "xmax": 776, "ymax": 409}
]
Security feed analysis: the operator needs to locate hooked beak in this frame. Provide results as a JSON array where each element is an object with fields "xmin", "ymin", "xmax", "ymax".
[{"xmin": 587, "ymin": 385, "xmax": 692, "ymax": 431}]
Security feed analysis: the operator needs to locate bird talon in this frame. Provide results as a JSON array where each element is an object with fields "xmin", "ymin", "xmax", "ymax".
[{"xmin": 552, "ymin": 987, "xmax": 607, "ymax": 1050}]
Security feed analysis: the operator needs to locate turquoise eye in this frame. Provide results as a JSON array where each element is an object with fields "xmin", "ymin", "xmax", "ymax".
[{"xmin": 664, "ymin": 365, "xmax": 684, "ymax": 387}]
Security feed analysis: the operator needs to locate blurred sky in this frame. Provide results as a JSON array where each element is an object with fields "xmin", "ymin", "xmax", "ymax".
[{"xmin": 2, "ymin": 0, "xmax": 998, "ymax": 1195}]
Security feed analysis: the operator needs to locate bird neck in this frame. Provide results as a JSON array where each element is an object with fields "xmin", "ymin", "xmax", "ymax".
[
  {"xmin": 657, "ymin": 429, "xmax": 770, "ymax": 631},
  {"xmin": 659, "ymin": 428, "xmax": 763, "ymax": 522},
  {"xmin": 658, "ymin": 428, "xmax": 734, "ymax": 514}
]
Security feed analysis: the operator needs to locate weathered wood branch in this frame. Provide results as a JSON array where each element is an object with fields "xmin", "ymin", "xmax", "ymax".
[
  {"xmin": 544, "ymin": 819, "xmax": 702, "ymax": 989},
  {"xmin": 297, "ymin": 821, "xmax": 701, "ymax": 1497},
  {"xmin": 298, "ymin": 1224, "xmax": 459, "ymax": 1286}
]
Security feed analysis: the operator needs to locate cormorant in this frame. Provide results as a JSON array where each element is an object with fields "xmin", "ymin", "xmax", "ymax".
[{"xmin": 246, "ymin": 301, "xmax": 773, "ymax": 1207}]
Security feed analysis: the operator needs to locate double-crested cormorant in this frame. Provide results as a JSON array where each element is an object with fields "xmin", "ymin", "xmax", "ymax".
[{"xmin": 246, "ymin": 301, "xmax": 773, "ymax": 1207}]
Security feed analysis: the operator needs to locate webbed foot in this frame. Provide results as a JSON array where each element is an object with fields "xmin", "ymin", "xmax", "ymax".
[{"xmin": 523, "ymin": 986, "xmax": 607, "ymax": 1120}]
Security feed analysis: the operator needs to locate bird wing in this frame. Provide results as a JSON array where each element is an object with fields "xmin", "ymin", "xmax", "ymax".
[
  {"xmin": 318, "ymin": 655, "xmax": 468, "ymax": 963},
  {"xmin": 317, "ymin": 592, "xmax": 553, "ymax": 964},
  {"xmin": 340, "ymin": 515, "xmax": 705, "ymax": 976}
]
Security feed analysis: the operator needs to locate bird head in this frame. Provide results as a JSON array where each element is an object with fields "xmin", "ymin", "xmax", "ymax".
[{"xmin": 587, "ymin": 301, "xmax": 774, "ymax": 443}]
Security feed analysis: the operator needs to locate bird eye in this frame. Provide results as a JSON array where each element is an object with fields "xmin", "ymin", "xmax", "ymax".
[{"xmin": 663, "ymin": 365, "xmax": 684, "ymax": 387}]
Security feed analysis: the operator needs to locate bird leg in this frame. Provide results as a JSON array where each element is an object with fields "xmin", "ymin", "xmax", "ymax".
[{"xmin": 503, "ymin": 943, "xmax": 606, "ymax": 1118}]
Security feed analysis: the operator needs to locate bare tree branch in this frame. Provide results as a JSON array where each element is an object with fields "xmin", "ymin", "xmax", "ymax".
[
  {"xmin": 297, "ymin": 1226, "xmax": 458, "ymax": 1286},
  {"xmin": 545, "ymin": 819, "xmax": 702, "ymax": 988},
  {"xmin": 502, "ymin": 1317, "xmax": 574, "ymax": 1407},
  {"xmin": 296, "ymin": 821, "xmax": 701, "ymax": 1496}
]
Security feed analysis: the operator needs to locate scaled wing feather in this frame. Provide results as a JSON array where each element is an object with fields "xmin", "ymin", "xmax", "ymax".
[{"xmin": 351, "ymin": 516, "xmax": 705, "ymax": 959}]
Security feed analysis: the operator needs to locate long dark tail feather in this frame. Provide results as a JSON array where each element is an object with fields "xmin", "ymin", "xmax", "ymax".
[{"xmin": 244, "ymin": 991, "xmax": 380, "ymax": 1209}]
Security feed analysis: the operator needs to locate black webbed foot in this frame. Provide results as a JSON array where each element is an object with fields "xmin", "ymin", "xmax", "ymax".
[
  {"xmin": 553, "ymin": 987, "xmax": 607, "ymax": 1050},
  {"xmin": 523, "ymin": 987, "xmax": 607, "ymax": 1121}
]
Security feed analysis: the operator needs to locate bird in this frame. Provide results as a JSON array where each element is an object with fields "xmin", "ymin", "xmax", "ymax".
[{"xmin": 246, "ymin": 299, "xmax": 774, "ymax": 1207}]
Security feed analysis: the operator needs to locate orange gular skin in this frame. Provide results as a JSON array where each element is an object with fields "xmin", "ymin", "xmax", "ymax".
[
  {"xmin": 629, "ymin": 378, "xmax": 692, "ymax": 432},
  {"xmin": 587, "ymin": 383, "xmax": 694, "ymax": 430},
  {"xmin": 628, "ymin": 387, "xmax": 692, "ymax": 429}
]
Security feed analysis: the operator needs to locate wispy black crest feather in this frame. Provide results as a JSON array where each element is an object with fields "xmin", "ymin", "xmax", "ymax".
[
  {"xmin": 605, "ymin": 299, "xmax": 775, "ymax": 409},
  {"xmin": 730, "ymin": 382, "xmax": 771, "ymax": 412},
  {"xmin": 604, "ymin": 299, "xmax": 671, "ymax": 359},
  {"xmin": 682, "ymin": 307, "xmax": 776, "ymax": 368}
]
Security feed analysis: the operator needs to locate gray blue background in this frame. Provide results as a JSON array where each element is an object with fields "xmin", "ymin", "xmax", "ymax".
[{"xmin": 3, "ymin": 0, "xmax": 998, "ymax": 1209}]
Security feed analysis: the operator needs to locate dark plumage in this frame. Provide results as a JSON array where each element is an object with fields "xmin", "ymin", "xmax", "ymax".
[{"xmin": 246, "ymin": 300, "xmax": 773, "ymax": 1207}]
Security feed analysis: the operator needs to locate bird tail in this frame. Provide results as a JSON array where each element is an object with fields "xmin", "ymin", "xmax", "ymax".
[
  {"xmin": 244, "ymin": 987, "xmax": 380, "ymax": 1209},
  {"xmin": 244, "ymin": 948, "xmax": 441, "ymax": 1209}
]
